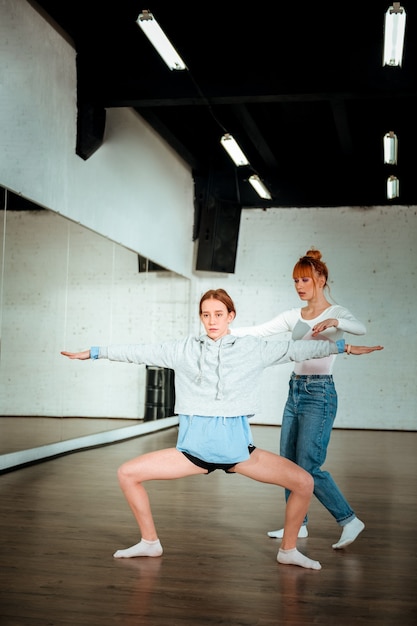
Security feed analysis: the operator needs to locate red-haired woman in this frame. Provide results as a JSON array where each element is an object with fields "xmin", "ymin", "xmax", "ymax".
[{"xmin": 232, "ymin": 249, "xmax": 369, "ymax": 550}]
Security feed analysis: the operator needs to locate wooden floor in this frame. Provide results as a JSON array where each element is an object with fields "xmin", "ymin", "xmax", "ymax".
[{"xmin": 0, "ymin": 425, "xmax": 416, "ymax": 626}]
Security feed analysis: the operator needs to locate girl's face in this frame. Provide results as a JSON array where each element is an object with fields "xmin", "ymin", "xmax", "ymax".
[{"xmin": 200, "ymin": 298, "xmax": 235, "ymax": 341}]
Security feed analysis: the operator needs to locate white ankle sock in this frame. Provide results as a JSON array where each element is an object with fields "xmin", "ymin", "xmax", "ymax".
[
  {"xmin": 113, "ymin": 538, "xmax": 163, "ymax": 559},
  {"xmin": 277, "ymin": 548, "xmax": 321, "ymax": 570},
  {"xmin": 267, "ymin": 525, "xmax": 308, "ymax": 539},
  {"xmin": 332, "ymin": 517, "xmax": 365, "ymax": 549}
]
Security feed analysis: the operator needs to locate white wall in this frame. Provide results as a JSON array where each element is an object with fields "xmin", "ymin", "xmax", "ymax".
[
  {"xmin": 0, "ymin": 0, "xmax": 195, "ymax": 278},
  {"xmin": 2, "ymin": 206, "xmax": 415, "ymax": 430},
  {"xmin": 192, "ymin": 206, "xmax": 417, "ymax": 430}
]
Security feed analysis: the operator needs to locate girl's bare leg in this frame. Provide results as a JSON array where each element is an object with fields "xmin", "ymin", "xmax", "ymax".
[
  {"xmin": 235, "ymin": 449, "xmax": 321, "ymax": 570},
  {"xmin": 113, "ymin": 447, "xmax": 205, "ymax": 558}
]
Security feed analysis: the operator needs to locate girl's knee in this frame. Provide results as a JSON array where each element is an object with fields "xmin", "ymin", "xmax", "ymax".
[
  {"xmin": 117, "ymin": 462, "xmax": 133, "ymax": 485},
  {"xmin": 117, "ymin": 458, "xmax": 146, "ymax": 486}
]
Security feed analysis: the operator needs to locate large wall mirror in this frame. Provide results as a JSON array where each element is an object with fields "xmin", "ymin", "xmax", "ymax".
[{"xmin": 0, "ymin": 188, "xmax": 188, "ymax": 470}]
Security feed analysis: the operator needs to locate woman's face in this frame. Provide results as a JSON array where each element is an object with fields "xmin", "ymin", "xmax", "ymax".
[
  {"xmin": 294, "ymin": 272, "xmax": 324, "ymax": 301},
  {"xmin": 200, "ymin": 298, "xmax": 235, "ymax": 341}
]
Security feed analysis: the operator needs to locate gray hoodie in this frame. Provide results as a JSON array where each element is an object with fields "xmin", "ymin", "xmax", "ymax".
[{"xmin": 95, "ymin": 334, "xmax": 342, "ymax": 417}]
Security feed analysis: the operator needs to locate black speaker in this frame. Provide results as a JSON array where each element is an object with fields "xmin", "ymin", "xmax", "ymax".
[
  {"xmin": 196, "ymin": 199, "xmax": 241, "ymax": 273},
  {"xmin": 76, "ymin": 102, "xmax": 106, "ymax": 160}
]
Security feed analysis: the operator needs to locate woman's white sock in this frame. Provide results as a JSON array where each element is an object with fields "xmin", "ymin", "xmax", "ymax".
[
  {"xmin": 332, "ymin": 518, "xmax": 365, "ymax": 549},
  {"xmin": 267, "ymin": 525, "xmax": 308, "ymax": 539}
]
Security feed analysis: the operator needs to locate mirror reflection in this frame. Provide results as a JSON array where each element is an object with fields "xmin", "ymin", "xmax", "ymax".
[{"xmin": 0, "ymin": 188, "xmax": 188, "ymax": 460}]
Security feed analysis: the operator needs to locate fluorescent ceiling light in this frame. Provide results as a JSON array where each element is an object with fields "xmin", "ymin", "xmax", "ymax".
[
  {"xmin": 387, "ymin": 175, "xmax": 399, "ymax": 199},
  {"xmin": 383, "ymin": 131, "xmax": 398, "ymax": 164},
  {"xmin": 136, "ymin": 10, "xmax": 187, "ymax": 70},
  {"xmin": 248, "ymin": 175, "xmax": 272, "ymax": 200},
  {"xmin": 383, "ymin": 3, "xmax": 406, "ymax": 67},
  {"xmin": 220, "ymin": 134, "xmax": 249, "ymax": 166}
]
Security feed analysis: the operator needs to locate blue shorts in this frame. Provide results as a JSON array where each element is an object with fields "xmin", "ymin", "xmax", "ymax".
[{"xmin": 176, "ymin": 415, "xmax": 255, "ymax": 465}]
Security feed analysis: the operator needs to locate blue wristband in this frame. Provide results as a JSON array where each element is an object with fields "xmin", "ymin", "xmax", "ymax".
[
  {"xmin": 90, "ymin": 346, "xmax": 99, "ymax": 360},
  {"xmin": 336, "ymin": 339, "xmax": 345, "ymax": 354}
]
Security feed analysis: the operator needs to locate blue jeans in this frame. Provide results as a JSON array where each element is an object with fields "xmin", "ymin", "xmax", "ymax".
[{"xmin": 280, "ymin": 373, "xmax": 356, "ymax": 526}]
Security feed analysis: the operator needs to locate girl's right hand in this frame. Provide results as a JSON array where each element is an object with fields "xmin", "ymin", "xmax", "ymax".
[{"xmin": 61, "ymin": 350, "xmax": 91, "ymax": 360}]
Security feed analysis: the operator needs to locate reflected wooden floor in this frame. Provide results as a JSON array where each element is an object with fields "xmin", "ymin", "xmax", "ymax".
[
  {"xmin": 0, "ymin": 425, "xmax": 416, "ymax": 625},
  {"xmin": 0, "ymin": 416, "xmax": 138, "ymax": 454}
]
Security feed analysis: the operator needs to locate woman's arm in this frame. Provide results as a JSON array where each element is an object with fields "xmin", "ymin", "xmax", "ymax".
[
  {"xmin": 312, "ymin": 306, "xmax": 366, "ymax": 336},
  {"xmin": 231, "ymin": 309, "xmax": 297, "ymax": 337}
]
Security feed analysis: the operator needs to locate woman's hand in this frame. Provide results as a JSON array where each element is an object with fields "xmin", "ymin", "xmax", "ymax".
[
  {"xmin": 61, "ymin": 350, "xmax": 91, "ymax": 360},
  {"xmin": 347, "ymin": 345, "xmax": 384, "ymax": 355},
  {"xmin": 312, "ymin": 318, "xmax": 338, "ymax": 335}
]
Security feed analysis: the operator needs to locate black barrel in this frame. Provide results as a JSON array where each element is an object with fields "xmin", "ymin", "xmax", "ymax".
[{"xmin": 145, "ymin": 366, "xmax": 175, "ymax": 420}]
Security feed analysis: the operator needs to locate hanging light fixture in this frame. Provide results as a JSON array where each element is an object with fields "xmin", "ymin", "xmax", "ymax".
[
  {"xmin": 383, "ymin": 3, "xmax": 406, "ymax": 67},
  {"xmin": 383, "ymin": 131, "xmax": 398, "ymax": 164},
  {"xmin": 220, "ymin": 134, "xmax": 249, "ymax": 166},
  {"xmin": 136, "ymin": 10, "xmax": 187, "ymax": 70},
  {"xmin": 248, "ymin": 175, "xmax": 272, "ymax": 200},
  {"xmin": 387, "ymin": 175, "xmax": 399, "ymax": 199}
]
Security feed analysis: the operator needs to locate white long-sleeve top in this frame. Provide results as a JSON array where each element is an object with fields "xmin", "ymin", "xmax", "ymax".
[{"xmin": 231, "ymin": 305, "xmax": 365, "ymax": 375}]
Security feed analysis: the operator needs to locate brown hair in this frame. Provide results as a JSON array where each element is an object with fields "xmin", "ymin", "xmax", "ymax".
[
  {"xmin": 293, "ymin": 248, "xmax": 329, "ymax": 288},
  {"xmin": 199, "ymin": 289, "xmax": 236, "ymax": 316}
]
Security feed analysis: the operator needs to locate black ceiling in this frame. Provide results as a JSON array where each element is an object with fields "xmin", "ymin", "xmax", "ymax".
[{"xmin": 30, "ymin": 1, "xmax": 417, "ymax": 209}]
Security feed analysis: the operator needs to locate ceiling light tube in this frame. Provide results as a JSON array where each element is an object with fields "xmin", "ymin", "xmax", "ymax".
[
  {"xmin": 383, "ymin": 3, "xmax": 406, "ymax": 67},
  {"xmin": 220, "ymin": 134, "xmax": 249, "ymax": 166},
  {"xmin": 248, "ymin": 175, "xmax": 272, "ymax": 200},
  {"xmin": 384, "ymin": 131, "xmax": 398, "ymax": 164},
  {"xmin": 387, "ymin": 175, "xmax": 399, "ymax": 199},
  {"xmin": 136, "ymin": 10, "xmax": 187, "ymax": 70}
]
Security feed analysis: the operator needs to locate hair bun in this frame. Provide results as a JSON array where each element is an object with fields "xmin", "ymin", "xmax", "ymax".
[{"xmin": 305, "ymin": 248, "xmax": 322, "ymax": 261}]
